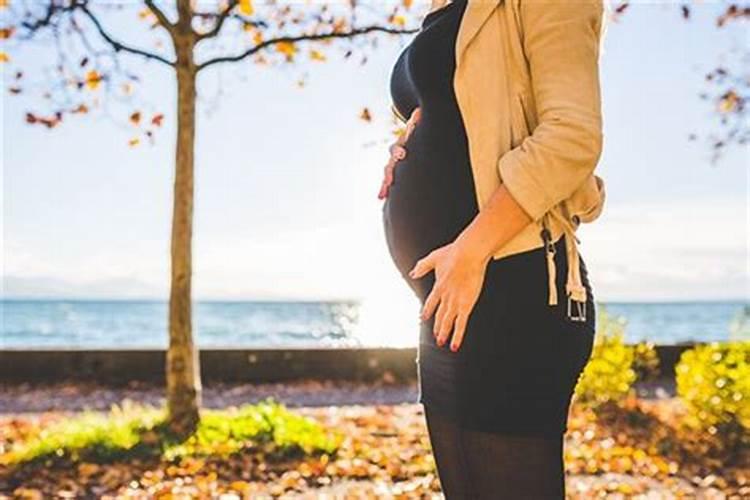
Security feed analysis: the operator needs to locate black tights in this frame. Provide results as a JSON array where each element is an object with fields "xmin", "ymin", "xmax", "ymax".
[{"xmin": 424, "ymin": 406, "xmax": 566, "ymax": 499}]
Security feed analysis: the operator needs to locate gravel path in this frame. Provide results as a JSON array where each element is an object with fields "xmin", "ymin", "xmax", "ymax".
[
  {"xmin": 0, "ymin": 378, "xmax": 674, "ymax": 415},
  {"xmin": 0, "ymin": 379, "xmax": 419, "ymax": 414}
]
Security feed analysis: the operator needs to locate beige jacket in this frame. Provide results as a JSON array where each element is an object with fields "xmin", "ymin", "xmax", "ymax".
[{"xmin": 391, "ymin": 0, "xmax": 607, "ymax": 321}]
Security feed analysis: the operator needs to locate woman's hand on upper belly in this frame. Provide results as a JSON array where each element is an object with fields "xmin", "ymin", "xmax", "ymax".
[
  {"xmin": 378, "ymin": 107, "xmax": 421, "ymax": 199},
  {"xmin": 408, "ymin": 238, "xmax": 490, "ymax": 352}
]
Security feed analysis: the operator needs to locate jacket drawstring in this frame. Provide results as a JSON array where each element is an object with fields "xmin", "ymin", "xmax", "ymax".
[
  {"xmin": 541, "ymin": 220, "xmax": 559, "ymax": 306},
  {"xmin": 541, "ymin": 211, "xmax": 587, "ymax": 322}
]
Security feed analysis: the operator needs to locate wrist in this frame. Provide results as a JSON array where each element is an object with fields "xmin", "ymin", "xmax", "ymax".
[{"xmin": 454, "ymin": 227, "xmax": 492, "ymax": 268}]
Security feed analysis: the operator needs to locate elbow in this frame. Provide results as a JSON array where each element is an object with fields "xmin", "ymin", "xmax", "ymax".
[
  {"xmin": 540, "ymin": 106, "xmax": 603, "ymax": 176},
  {"xmin": 565, "ymin": 126, "xmax": 603, "ymax": 205},
  {"xmin": 569, "ymin": 117, "xmax": 603, "ymax": 178},
  {"xmin": 541, "ymin": 120, "xmax": 604, "ymax": 211},
  {"xmin": 497, "ymin": 118, "xmax": 604, "ymax": 222},
  {"xmin": 587, "ymin": 128, "xmax": 604, "ymax": 172},
  {"xmin": 576, "ymin": 130, "xmax": 603, "ymax": 187}
]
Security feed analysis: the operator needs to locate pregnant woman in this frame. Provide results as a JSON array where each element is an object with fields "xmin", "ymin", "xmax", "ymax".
[{"xmin": 379, "ymin": 0, "xmax": 607, "ymax": 497}]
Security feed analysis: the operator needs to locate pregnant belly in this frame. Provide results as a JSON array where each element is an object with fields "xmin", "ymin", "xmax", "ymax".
[{"xmin": 381, "ymin": 128, "xmax": 477, "ymax": 281}]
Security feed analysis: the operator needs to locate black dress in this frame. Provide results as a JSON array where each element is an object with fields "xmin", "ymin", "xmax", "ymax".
[{"xmin": 382, "ymin": 0, "xmax": 597, "ymax": 437}]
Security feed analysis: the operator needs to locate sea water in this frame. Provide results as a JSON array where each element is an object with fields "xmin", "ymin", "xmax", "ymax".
[{"xmin": 0, "ymin": 299, "xmax": 746, "ymax": 348}]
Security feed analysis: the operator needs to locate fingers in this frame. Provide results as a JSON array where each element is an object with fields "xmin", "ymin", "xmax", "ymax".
[
  {"xmin": 411, "ymin": 249, "xmax": 439, "ymax": 319},
  {"xmin": 377, "ymin": 160, "xmax": 395, "ymax": 199},
  {"xmin": 404, "ymin": 109, "xmax": 420, "ymax": 140},
  {"xmin": 433, "ymin": 300, "xmax": 469, "ymax": 352},
  {"xmin": 409, "ymin": 251, "xmax": 436, "ymax": 280},
  {"xmin": 377, "ymin": 179, "xmax": 389, "ymax": 199},
  {"xmin": 377, "ymin": 152, "xmax": 399, "ymax": 199},
  {"xmin": 434, "ymin": 300, "xmax": 457, "ymax": 347},
  {"xmin": 450, "ymin": 312, "xmax": 469, "ymax": 352},
  {"xmin": 427, "ymin": 291, "xmax": 468, "ymax": 352},
  {"xmin": 383, "ymin": 158, "xmax": 396, "ymax": 185},
  {"xmin": 399, "ymin": 106, "xmax": 421, "ymax": 145},
  {"xmin": 379, "ymin": 107, "xmax": 421, "ymax": 200},
  {"xmin": 409, "ymin": 107, "xmax": 422, "ymax": 127},
  {"xmin": 420, "ymin": 281, "xmax": 441, "ymax": 321},
  {"xmin": 396, "ymin": 107, "xmax": 419, "ymax": 147},
  {"xmin": 389, "ymin": 143, "xmax": 407, "ymax": 160}
]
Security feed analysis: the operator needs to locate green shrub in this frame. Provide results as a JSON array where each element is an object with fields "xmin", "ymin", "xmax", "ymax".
[
  {"xmin": 1, "ymin": 400, "xmax": 164, "ymax": 465},
  {"xmin": 1, "ymin": 398, "xmax": 341, "ymax": 466},
  {"xmin": 574, "ymin": 306, "xmax": 637, "ymax": 408},
  {"xmin": 675, "ymin": 341, "xmax": 750, "ymax": 445}
]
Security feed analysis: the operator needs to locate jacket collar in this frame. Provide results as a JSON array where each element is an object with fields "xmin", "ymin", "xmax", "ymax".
[{"xmin": 457, "ymin": 0, "xmax": 503, "ymax": 68}]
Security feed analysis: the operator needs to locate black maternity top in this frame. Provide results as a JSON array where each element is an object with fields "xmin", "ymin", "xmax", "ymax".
[{"xmin": 382, "ymin": 0, "xmax": 598, "ymax": 437}]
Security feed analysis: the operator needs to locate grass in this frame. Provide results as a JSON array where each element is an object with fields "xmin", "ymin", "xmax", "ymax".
[{"xmin": 1, "ymin": 397, "xmax": 342, "ymax": 467}]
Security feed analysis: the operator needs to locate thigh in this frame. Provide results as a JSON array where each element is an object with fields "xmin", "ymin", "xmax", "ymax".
[
  {"xmin": 459, "ymin": 428, "xmax": 565, "ymax": 500},
  {"xmin": 423, "ymin": 405, "xmax": 476, "ymax": 499}
]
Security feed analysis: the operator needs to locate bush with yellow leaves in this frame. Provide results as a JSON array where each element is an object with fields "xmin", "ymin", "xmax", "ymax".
[
  {"xmin": 675, "ymin": 341, "xmax": 750, "ymax": 447},
  {"xmin": 574, "ymin": 306, "xmax": 637, "ymax": 409}
]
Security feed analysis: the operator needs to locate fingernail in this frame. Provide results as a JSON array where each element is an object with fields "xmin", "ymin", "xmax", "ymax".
[{"xmin": 450, "ymin": 343, "xmax": 458, "ymax": 352}]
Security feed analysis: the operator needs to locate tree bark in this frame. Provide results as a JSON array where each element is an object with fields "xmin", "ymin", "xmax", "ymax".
[{"xmin": 166, "ymin": 33, "xmax": 201, "ymax": 437}]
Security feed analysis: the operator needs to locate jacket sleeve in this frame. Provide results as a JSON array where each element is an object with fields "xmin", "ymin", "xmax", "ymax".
[{"xmin": 497, "ymin": 0, "xmax": 604, "ymax": 223}]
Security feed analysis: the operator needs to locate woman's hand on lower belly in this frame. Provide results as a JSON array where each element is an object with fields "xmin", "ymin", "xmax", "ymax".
[
  {"xmin": 408, "ymin": 238, "xmax": 490, "ymax": 352},
  {"xmin": 378, "ymin": 107, "xmax": 421, "ymax": 199}
]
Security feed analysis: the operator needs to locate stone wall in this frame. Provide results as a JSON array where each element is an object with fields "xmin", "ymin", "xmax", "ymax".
[{"xmin": 0, "ymin": 345, "xmax": 698, "ymax": 385}]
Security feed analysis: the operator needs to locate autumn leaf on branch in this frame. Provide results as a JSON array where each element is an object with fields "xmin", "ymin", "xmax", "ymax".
[
  {"xmin": 84, "ymin": 70, "xmax": 103, "ymax": 90},
  {"xmin": 5, "ymin": 0, "xmax": 421, "ymax": 147}
]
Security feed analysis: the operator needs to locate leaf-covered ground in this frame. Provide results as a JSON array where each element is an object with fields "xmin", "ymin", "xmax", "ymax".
[{"xmin": 0, "ymin": 381, "xmax": 747, "ymax": 499}]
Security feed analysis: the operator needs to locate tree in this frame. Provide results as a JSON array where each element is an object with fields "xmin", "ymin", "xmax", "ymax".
[
  {"xmin": 3, "ymin": 0, "xmax": 745, "ymax": 436},
  {"xmin": 1, "ymin": 0, "xmax": 417, "ymax": 436}
]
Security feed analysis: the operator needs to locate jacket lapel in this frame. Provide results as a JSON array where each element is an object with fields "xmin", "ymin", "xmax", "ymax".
[{"xmin": 456, "ymin": 0, "xmax": 503, "ymax": 68}]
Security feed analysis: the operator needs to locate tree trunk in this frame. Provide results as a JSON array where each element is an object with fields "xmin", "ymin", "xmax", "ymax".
[{"xmin": 166, "ymin": 36, "xmax": 201, "ymax": 437}]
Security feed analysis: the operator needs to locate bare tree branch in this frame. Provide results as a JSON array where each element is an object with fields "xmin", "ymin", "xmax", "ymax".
[
  {"xmin": 78, "ymin": 4, "xmax": 175, "ymax": 67},
  {"xmin": 20, "ymin": 1, "xmax": 76, "ymax": 33},
  {"xmin": 193, "ymin": 12, "xmax": 265, "ymax": 31},
  {"xmin": 195, "ymin": 0, "xmax": 239, "ymax": 41},
  {"xmin": 197, "ymin": 24, "xmax": 418, "ymax": 71},
  {"xmin": 144, "ymin": 0, "xmax": 176, "ymax": 34}
]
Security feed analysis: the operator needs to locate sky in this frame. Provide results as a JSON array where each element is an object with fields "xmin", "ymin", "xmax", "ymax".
[{"xmin": 1, "ymin": 1, "xmax": 748, "ymax": 306}]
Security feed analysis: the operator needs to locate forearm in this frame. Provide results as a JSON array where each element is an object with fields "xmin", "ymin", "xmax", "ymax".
[{"xmin": 454, "ymin": 183, "xmax": 533, "ymax": 265}]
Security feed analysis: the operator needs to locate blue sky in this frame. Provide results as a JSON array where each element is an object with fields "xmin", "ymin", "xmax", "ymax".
[{"xmin": 2, "ymin": 1, "xmax": 747, "ymax": 307}]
